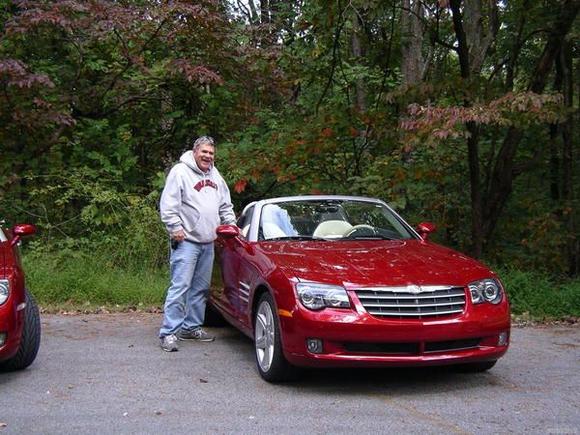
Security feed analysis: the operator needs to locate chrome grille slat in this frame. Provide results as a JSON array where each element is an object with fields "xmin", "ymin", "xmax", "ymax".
[
  {"xmin": 360, "ymin": 286, "xmax": 456, "ymax": 292},
  {"xmin": 353, "ymin": 286, "xmax": 466, "ymax": 319},
  {"xmin": 363, "ymin": 301, "xmax": 465, "ymax": 308},
  {"xmin": 366, "ymin": 308, "xmax": 464, "ymax": 316},
  {"xmin": 357, "ymin": 292, "xmax": 464, "ymax": 300}
]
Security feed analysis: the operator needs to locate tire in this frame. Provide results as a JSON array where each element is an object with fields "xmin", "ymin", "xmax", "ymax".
[
  {"xmin": 0, "ymin": 291, "xmax": 41, "ymax": 372},
  {"xmin": 203, "ymin": 301, "xmax": 227, "ymax": 327},
  {"xmin": 253, "ymin": 293, "xmax": 297, "ymax": 382},
  {"xmin": 456, "ymin": 360, "xmax": 497, "ymax": 373}
]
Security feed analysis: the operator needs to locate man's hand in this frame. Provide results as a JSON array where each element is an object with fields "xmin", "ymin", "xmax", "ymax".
[{"xmin": 171, "ymin": 229, "xmax": 186, "ymax": 242}]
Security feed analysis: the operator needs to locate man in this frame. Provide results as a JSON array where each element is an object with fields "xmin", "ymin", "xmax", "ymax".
[{"xmin": 159, "ymin": 136, "xmax": 236, "ymax": 352}]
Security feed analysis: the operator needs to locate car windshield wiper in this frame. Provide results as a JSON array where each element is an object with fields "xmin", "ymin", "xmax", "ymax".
[
  {"xmin": 266, "ymin": 235, "xmax": 325, "ymax": 241},
  {"xmin": 343, "ymin": 235, "xmax": 397, "ymax": 240}
]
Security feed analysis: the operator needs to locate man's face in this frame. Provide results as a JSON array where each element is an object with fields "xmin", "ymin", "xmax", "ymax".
[{"xmin": 193, "ymin": 143, "xmax": 215, "ymax": 173}]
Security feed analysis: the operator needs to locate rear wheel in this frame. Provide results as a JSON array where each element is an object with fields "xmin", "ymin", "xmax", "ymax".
[
  {"xmin": 0, "ymin": 291, "xmax": 41, "ymax": 371},
  {"xmin": 254, "ymin": 293, "xmax": 296, "ymax": 382}
]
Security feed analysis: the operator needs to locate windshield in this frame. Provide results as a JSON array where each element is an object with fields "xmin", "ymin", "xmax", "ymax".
[{"xmin": 258, "ymin": 199, "xmax": 416, "ymax": 241}]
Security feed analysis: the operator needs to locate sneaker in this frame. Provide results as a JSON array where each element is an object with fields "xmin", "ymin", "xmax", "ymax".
[
  {"xmin": 178, "ymin": 328, "xmax": 215, "ymax": 342},
  {"xmin": 160, "ymin": 334, "xmax": 179, "ymax": 352}
]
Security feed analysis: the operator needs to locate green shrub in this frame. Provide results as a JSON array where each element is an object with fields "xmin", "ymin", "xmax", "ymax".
[
  {"xmin": 22, "ymin": 245, "xmax": 225, "ymax": 309},
  {"xmin": 23, "ymin": 169, "xmax": 168, "ymax": 272},
  {"xmin": 499, "ymin": 268, "xmax": 580, "ymax": 318},
  {"xmin": 23, "ymin": 249, "xmax": 168, "ymax": 307}
]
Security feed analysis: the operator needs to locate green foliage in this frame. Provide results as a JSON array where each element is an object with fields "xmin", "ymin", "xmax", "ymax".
[
  {"xmin": 22, "ymin": 247, "xmax": 228, "ymax": 308},
  {"xmin": 23, "ymin": 168, "xmax": 167, "ymax": 270},
  {"xmin": 1, "ymin": 0, "xmax": 578, "ymax": 315},
  {"xmin": 23, "ymin": 249, "xmax": 167, "ymax": 307},
  {"xmin": 499, "ymin": 268, "xmax": 580, "ymax": 318}
]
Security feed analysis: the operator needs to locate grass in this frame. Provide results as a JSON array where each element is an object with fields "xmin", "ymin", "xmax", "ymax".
[
  {"xmin": 499, "ymin": 268, "xmax": 580, "ymax": 319},
  {"xmin": 23, "ymin": 252, "xmax": 168, "ymax": 309},
  {"xmin": 22, "ymin": 250, "xmax": 580, "ymax": 319}
]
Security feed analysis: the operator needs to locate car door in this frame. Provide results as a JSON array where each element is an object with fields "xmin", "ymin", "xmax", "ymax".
[
  {"xmin": 231, "ymin": 246, "xmax": 261, "ymax": 328},
  {"xmin": 215, "ymin": 205, "xmax": 256, "ymax": 326}
]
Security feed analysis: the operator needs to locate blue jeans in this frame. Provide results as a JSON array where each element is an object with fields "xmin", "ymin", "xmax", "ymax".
[{"xmin": 159, "ymin": 240, "xmax": 214, "ymax": 338}]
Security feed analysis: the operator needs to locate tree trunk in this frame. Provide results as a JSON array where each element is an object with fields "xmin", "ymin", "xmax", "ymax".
[
  {"xmin": 260, "ymin": 0, "xmax": 269, "ymax": 25},
  {"xmin": 450, "ymin": 0, "xmax": 470, "ymax": 77},
  {"xmin": 549, "ymin": 124, "xmax": 560, "ymax": 201},
  {"xmin": 559, "ymin": 40, "xmax": 577, "ymax": 275},
  {"xmin": 483, "ymin": 0, "xmax": 579, "ymax": 242},
  {"xmin": 464, "ymin": 0, "xmax": 498, "ymax": 74},
  {"xmin": 351, "ymin": 13, "xmax": 367, "ymax": 112},
  {"xmin": 467, "ymin": 122, "xmax": 484, "ymax": 257},
  {"xmin": 505, "ymin": 0, "xmax": 529, "ymax": 90},
  {"xmin": 247, "ymin": 0, "xmax": 259, "ymax": 24},
  {"xmin": 549, "ymin": 48, "xmax": 563, "ymax": 201},
  {"xmin": 401, "ymin": 0, "xmax": 424, "ymax": 85},
  {"xmin": 449, "ymin": 0, "xmax": 485, "ymax": 257}
]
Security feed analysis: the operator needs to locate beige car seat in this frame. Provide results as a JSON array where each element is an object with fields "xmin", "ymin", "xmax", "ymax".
[{"xmin": 312, "ymin": 220, "xmax": 353, "ymax": 238}]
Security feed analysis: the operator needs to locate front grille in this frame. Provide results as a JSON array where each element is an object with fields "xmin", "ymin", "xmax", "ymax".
[
  {"xmin": 343, "ymin": 342, "xmax": 419, "ymax": 355},
  {"xmin": 424, "ymin": 338, "xmax": 480, "ymax": 352},
  {"xmin": 353, "ymin": 285, "xmax": 466, "ymax": 319},
  {"xmin": 343, "ymin": 338, "xmax": 481, "ymax": 355}
]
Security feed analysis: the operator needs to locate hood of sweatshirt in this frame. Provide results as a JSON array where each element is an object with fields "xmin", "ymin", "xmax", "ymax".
[{"xmin": 180, "ymin": 150, "xmax": 213, "ymax": 176}]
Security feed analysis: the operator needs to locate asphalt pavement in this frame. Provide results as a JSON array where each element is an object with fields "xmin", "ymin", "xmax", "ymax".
[{"xmin": 0, "ymin": 313, "xmax": 578, "ymax": 434}]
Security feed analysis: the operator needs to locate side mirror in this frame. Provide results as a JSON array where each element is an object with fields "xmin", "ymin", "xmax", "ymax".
[
  {"xmin": 216, "ymin": 224, "xmax": 255, "ymax": 255},
  {"xmin": 416, "ymin": 222, "xmax": 436, "ymax": 241},
  {"xmin": 216, "ymin": 224, "xmax": 240, "ymax": 239},
  {"xmin": 10, "ymin": 224, "xmax": 37, "ymax": 247}
]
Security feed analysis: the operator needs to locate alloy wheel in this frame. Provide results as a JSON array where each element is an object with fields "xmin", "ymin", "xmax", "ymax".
[{"xmin": 255, "ymin": 300, "xmax": 276, "ymax": 372}]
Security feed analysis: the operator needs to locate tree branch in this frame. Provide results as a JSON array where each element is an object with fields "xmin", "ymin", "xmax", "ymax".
[{"xmin": 316, "ymin": 2, "xmax": 348, "ymax": 113}]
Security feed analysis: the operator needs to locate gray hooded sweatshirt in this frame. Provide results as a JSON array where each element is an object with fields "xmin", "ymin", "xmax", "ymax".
[{"xmin": 160, "ymin": 150, "xmax": 236, "ymax": 243}]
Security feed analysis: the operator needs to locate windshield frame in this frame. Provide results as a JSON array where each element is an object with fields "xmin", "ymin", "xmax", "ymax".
[{"xmin": 249, "ymin": 195, "xmax": 421, "ymax": 243}]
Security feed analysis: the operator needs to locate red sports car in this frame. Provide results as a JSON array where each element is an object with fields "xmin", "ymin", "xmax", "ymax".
[
  {"xmin": 0, "ymin": 221, "xmax": 41, "ymax": 371},
  {"xmin": 211, "ymin": 196, "xmax": 510, "ymax": 382}
]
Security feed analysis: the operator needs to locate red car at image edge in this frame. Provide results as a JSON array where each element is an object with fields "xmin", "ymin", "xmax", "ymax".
[
  {"xmin": 209, "ymin": 195, "xmax": 511, "ymax": 382},
  {"xmin": 0, "ymin": 222, "xmax": 41, "ymax": 371}
]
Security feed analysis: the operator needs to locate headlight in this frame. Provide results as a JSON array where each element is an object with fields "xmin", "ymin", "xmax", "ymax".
[
  {"xmin": 296, "ymin": 282, "xmax": 350, "ymax": 310},
  {"xmin": 468, "ymin": 278, "xmax": 502, "ymax": 305},
  {"xmin": 0, "ymin": 279, "xmax": 10, "ymax": 305}
]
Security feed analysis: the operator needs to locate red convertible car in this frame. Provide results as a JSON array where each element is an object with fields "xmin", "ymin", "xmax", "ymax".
[
  {"xmin": 0, "ymin": 221, "xmax": 41, "ymax": 371},
  {"xmin": 211, "ymin": 195, "xmax": 510, "ymax": 382}
]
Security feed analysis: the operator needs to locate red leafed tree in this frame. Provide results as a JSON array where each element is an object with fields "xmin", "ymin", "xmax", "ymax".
[{"xmin": 400, "ymin": 0, "xmax": 578, "ymax": 263}]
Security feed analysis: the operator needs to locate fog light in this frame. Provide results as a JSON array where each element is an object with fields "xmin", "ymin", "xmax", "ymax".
[
  {"xmin": 498, "ymin": 332, "xmax": 509, "ymax": 346},
  {"xmin": 306, "ymin": 338, "xmax": 323, "ymax": 354},
  {"xmin": 0, "ymin": 333, "xmax": 6, "ymax": 347}
]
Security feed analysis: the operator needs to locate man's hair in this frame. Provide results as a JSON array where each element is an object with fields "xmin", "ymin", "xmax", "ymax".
[{"xmin": 192, "ymin": 135, "xmax": 215, "ymax": 151}]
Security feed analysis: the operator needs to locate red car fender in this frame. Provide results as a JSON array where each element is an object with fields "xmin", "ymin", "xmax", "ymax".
[{"xmin": 0, "ymin": 267, "xmax": 26, "ymax": 360}]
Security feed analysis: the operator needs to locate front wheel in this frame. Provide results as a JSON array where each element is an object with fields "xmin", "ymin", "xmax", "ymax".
[
  {"xmin": 0, "ymin": 291, "xmax": 41, "ymax": 371},
  {"xmin": 254, "ymin": 293, "xmax": 296, "ymax": 382}
]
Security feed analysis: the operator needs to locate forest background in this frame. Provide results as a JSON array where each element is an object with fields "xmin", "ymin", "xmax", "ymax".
[{"xmin": 0, "ymin": 0, "xmax": 578, "ymax": 318}]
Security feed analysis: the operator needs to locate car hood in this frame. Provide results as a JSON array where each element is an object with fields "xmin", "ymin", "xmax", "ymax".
[{"xmin": 258, "ymin": 239, "xmax": 493, "ymax": 287}]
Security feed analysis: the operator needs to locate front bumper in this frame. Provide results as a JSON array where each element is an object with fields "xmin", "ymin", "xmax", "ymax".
[{"xmin": 278, "ymin": 300, "xmax": 510, "ymax": 368}]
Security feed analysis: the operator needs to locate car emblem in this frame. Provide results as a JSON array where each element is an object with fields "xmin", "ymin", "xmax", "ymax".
[{"xmin": 406, "ymin": 285, "xmax": 422, "ymax": 294}]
